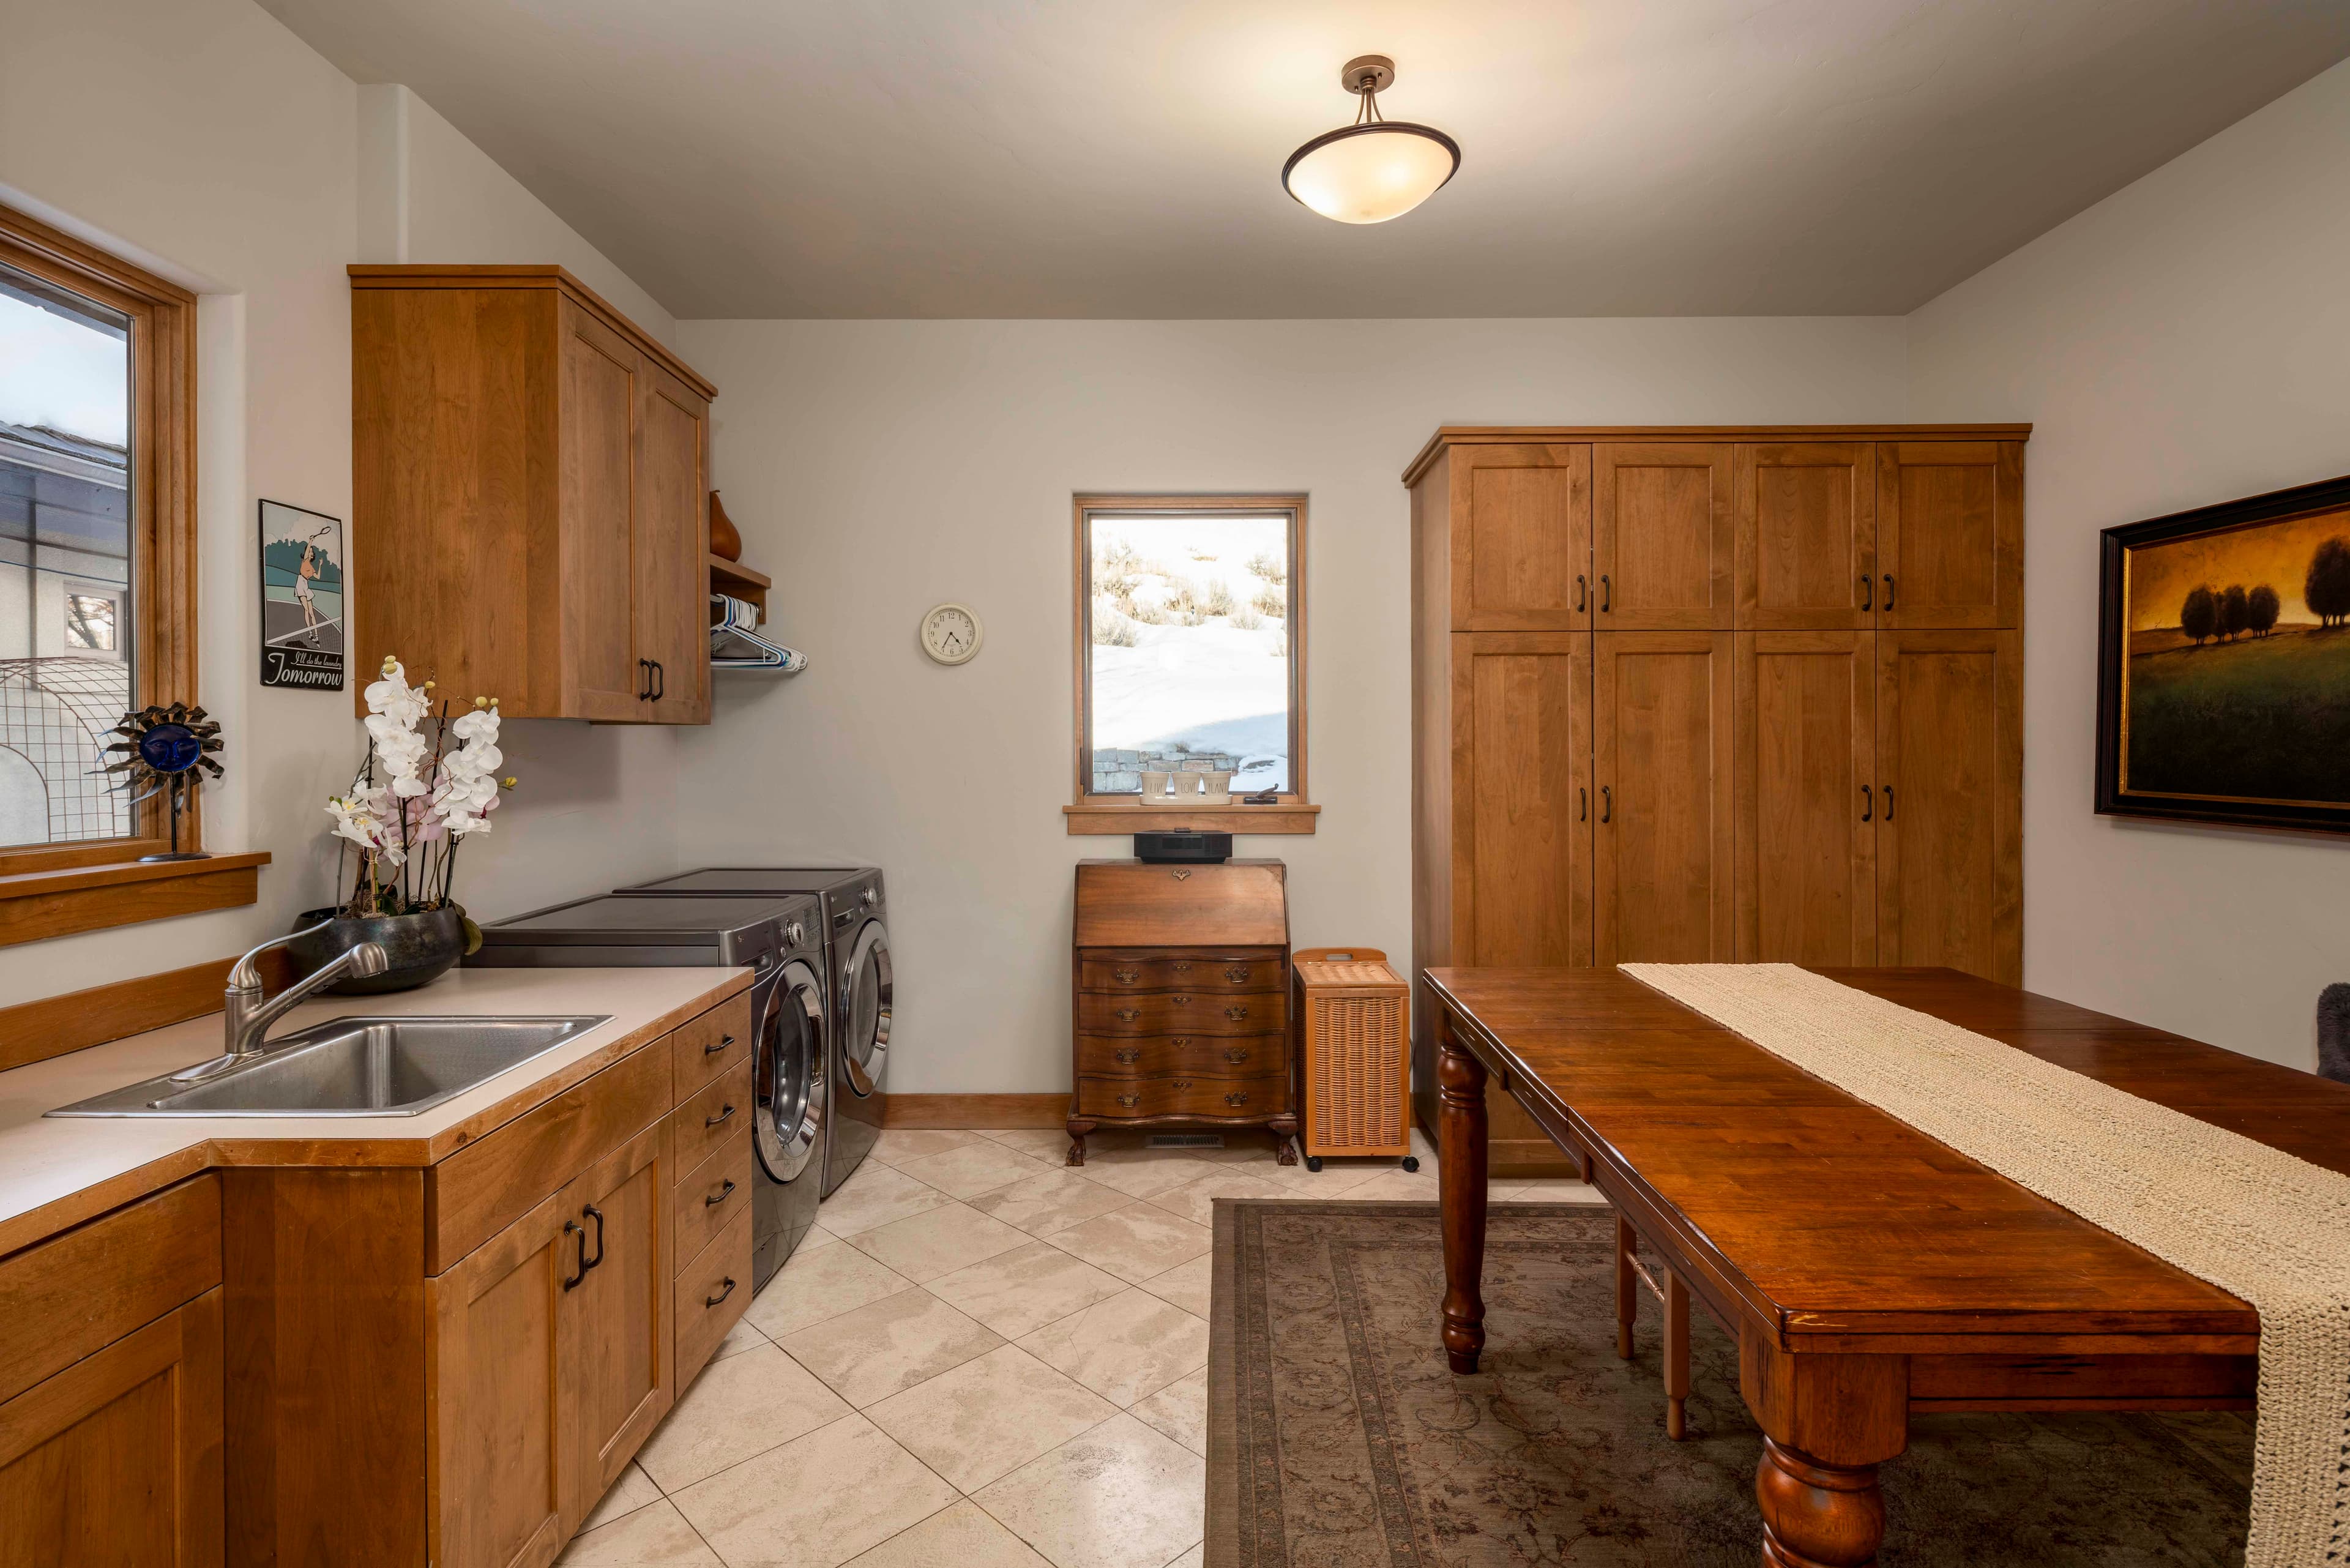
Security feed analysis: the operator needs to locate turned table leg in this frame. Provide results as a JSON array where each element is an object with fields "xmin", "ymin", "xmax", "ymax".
[
  {"xmin": 1756, "ymin": 1439, "xmax": 1885, "ymax": 1567},
  {"xmin": 1438, "ymin": 1018, "xmax": 1490, "ymax": 1375},
  {"xmin": 1741, "ymin": 1340, "xmax": 1904, "ymax": 1568}
]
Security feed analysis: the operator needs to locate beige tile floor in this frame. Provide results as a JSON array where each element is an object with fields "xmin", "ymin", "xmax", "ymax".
[{"xmin": 559, "ymin": 1124, "xmax": 1601, "ymax": 1568}]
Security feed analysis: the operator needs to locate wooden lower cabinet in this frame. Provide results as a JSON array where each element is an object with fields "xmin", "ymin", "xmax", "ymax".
[
  {"xmin": 1736, "ymin": 632, "xmax": 1877, "ymax": 964},
  {"xmin": 571, "ymin": 1124, "xmax": 676, "ymax": 1502},
  {"xmin": 1593, "ymin": 631, "xmax": 1734, "ymax": 965}
]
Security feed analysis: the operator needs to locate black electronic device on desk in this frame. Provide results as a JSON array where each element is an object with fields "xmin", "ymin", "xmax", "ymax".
[{"xmin": 1135, "ymin": 831, "xmax": 1232, "ymax": 864}]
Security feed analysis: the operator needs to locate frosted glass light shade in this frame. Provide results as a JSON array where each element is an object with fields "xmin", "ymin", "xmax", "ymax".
[{"xmin": 1283, "ymin": 124, "xmax": 1460, "ymax": 224}]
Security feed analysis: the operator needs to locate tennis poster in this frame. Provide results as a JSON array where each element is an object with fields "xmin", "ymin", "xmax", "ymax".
[{"xmin": 258, "ymin": 499, "xmax": 344, "ymax": 690}]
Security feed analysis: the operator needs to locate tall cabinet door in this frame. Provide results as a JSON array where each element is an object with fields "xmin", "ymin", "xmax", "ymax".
[
  {"xmin": 1451, "ymin": 633, "xmax": 1593, "ymax": 968},
  {"xmin": 1450, "ymin": 446, "xmax": 1592, "ymax": 630},
  {"xmin": 567, "ymin": 1122, "xmax": 676, "ymax": 1506},
  {"xmin": 635, "ymin": 362, "xmax": 712, "ymax": 725},
  {"xmin": 1736, "ymin": 444, "xmax": 1876, "ymax": 630},
  {"xmin": 1592, "ymin": 444, "xmax": 1733, "ymax": 630},
  {"xmin": 1735, "ymin": 632, "xmax": 1875, "ymax": 964},
  {"xmin": 1876, "ymin": 630, "xmax": 2022, "ymax": 984},
  {"xmin": 1877, "ymin": 442, "xmax": 2023, "ymax": 630},
  {"xmin": 557, "ymin": 301, "xmax": 649, "ymax": 722},
  {"xmin": 1594, "ymin": 632, "xmax": 1734, "ymax": 964}
]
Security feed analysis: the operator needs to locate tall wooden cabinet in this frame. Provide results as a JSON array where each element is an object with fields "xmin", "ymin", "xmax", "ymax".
[
  {"xmin": 351, "ymin": 266, "xmax": 715, "ymax": 724},
  {"xmin": 1409, "ymin": 426, "xmax": 2026, "ymax": 1170}
]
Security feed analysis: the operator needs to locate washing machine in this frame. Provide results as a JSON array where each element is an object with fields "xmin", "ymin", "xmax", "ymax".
[
  {"xmin": 468, "ymin": 892, "xmax": 828, "ymax": 1287},
  {"xmin": 619, "ymin": 868, "xmax": 890, "ymax": 1196}
]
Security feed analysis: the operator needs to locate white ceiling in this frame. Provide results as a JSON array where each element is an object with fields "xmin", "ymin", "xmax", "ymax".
[{"xmin": 259, "ymin": 0, "xmax": 2350, "ymax": 319}]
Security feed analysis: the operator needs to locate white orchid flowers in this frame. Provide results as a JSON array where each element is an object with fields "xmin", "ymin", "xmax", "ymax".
[{"xmin": 327, "ymin": 655, "xmax": 519, "ymax": 915}]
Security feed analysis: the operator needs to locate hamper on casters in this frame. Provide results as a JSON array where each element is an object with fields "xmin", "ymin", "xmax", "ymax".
[{"xmin": 1291, "ymin": 947, "xmax": 1414, "ymax": 1172}]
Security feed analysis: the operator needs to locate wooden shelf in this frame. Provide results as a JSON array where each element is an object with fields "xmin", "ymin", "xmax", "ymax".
[
  {"xmin": 0, "ymin": 851, "xmax": 270, "ymax": 948},
  {"xmin": 708, "ymin": 554, "xmax": 770, "ymax": 618},
  {"xmin": 1063, "ymin": 802, "xmax": 1319, "ymax": 835}
]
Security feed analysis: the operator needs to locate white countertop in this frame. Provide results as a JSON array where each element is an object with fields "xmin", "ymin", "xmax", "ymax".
[{"xmin": 0, "ymin": 965, "xmax": 749, "ymax": 1256}]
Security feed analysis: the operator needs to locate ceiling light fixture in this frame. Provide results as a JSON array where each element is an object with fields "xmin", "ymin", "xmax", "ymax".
[{"xmin": 1281, "ymin": 55, "xmax": 1460, "ymax": 225}]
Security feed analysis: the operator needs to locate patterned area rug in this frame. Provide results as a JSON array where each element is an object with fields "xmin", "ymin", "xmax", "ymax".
[{"xmin": 1206, "ymin": 1202, "xmax": 2253, "ymax": 1566}]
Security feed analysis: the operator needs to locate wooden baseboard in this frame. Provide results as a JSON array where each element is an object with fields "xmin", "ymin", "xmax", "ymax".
[
  {"xmin": 0, "ymin": 947, "xmax": 299, "ymax": 1073},
  {"xmin": 882, "ymin": 1093, "xmax": 1071, "ymax": 1129}
]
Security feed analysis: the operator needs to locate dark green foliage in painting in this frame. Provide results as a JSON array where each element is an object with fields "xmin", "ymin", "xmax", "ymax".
[
  {"xmin": 2128, "ymin": 630, "xmax": 2350, "ymax": 804},
  {"xmin": 2307, "ymin": 537, "xmax": 2350, "ymax": 627},
  {"xmin": 2179, "ymin": 584, "xmax": 2218, "ymax": 646},
  {"xmin": 2248, "ymin": 584, "xmax": 2281, "ymax": 638}
]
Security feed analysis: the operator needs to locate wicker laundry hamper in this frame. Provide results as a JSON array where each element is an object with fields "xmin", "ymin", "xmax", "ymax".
[{"xmin": 1291, "ymin": 947, "xmax": 1416, "ymax": 1172}]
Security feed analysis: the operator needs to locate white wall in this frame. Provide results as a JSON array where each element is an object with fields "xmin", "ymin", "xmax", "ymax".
[
  {"xmin": 0, "ymin": 0, "xmax": 685, "ymax": 1006},
  {"xmin": 1909, "ymin": 57, "xmax": 2350, "ymax": 1069},
  {"xmin": 673, "ymin": 318, "xmax": 1911, "ymax": 1092}
]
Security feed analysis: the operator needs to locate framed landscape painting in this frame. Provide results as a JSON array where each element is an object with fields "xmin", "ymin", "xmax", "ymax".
[{"xmin": 2097, "ymin": 472, "xmax": 2350, "ymax": 834}]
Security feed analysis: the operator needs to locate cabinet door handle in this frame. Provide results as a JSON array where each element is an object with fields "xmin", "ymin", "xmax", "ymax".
[
  {"xmin": 1225, "ymin": 1046, "xmax": 1250, "ymax": 1064},
  {"xmin": 1600, "ymin": 785, "xmax": 1612, "ymax": 824},
  {"xmin": 637, "ymin": 658, "xmax": 653, "ymax": 701},
  {"xmin": 562, "ymin": 1219, "xmax": 588, "ymax": 1290},
  {"xmin": 1224, "ymin": 1004, "xmax": 1249, "ymax": 1021},
  {"xmin": 652, "ymin": 660, "xmax": 666, "ymax": 701},
  {"xmin": 1579, "ymin": 786, "xmax": 1587, "ymax": 822},
  {"xmin": 705, "ymin": 1033, "xmax": 735, "ymax": 1056},
  {"xmin": 706, "ymin": 1178, "xmax": 737, "ymax": 1208},
  {"xmin": 581, "ymin": 1204, "xmax": 606, "ymax": 1272},
  {"xmin": 1882, "ymin": 573, "xmax": 1896, "ymax": 611},
  {"xmin": 1223, "ymin": 965, "xmax": 1251, "ymax": 983},
  {"xmin": 706, "ymin": 1102, "xmax": 737, "ymax": 1128},
  {"xmin": 1225, "ymin": 1091, "xmax": 1250, "ymax": 1107},
  {"xmin": 1114, "ymin": 1047, "xmax": 1140, "ymax": 1064},
  {"xmin": 1883, "ymin": 785, "xmax": 1895, "ymax": 821},
  {"xmin": 1575, "ymin": 574, "xmax": 1587, "ymax": 612},
  {"xmin": 705, "ymin": 1277, "xmax": 737, "ymax": 1309},
  {"xmin": 1860, "ymin": 574, "xmax": 1874, "ymax": 612},
  {"xmin": 1117, "ymin": 1092, "xmax": 1140, "ymax": 1108},
  {"xmin": 1860, "ymin": 785, "xmax": 1873, "ymax": 821},
  {"xmin": 1600, "ymin": 574, "xmax": 1611, "ymax": 613},
  {"xmin": 1113, "ymin": 966, "xmax": 1140, "ymax": 984}
]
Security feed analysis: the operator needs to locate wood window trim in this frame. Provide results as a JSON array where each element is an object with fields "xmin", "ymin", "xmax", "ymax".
[
  {"xmin": 1069, "ymin": 493, "xmax": 1315, "ymax": 835},
  {"xmin": 0, "ymin": 202, "xmax": 261, "ymax": 941}
]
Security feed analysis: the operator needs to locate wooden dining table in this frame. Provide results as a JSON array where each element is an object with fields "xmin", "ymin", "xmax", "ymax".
[{"xmin": 1427, "ymin": 965, "xmax": 2350, "ymax": 1567}]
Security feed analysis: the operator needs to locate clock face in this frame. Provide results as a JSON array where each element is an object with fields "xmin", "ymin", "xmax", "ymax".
[{"xmin": 921, "ymin": 603, "xmax": 983, "ymax": 665}]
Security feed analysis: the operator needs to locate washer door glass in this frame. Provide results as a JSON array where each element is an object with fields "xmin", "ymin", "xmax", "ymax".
[
  {"xmin": 755, "ymin": 959, "xmax": 826, "ymax": 1182},
  {"xmin": 842, "ymin": 920, "xmax": 892, "ymax": 1097}
]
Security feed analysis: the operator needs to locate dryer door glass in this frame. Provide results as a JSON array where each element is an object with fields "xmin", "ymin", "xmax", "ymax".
[
  {"xmin": 756, "ymin": 959, "xmax": 826, "ymax": 1181},
  {"xmin": 843, "ymin": 921, "xmax": 892, "ymax": 1097}
]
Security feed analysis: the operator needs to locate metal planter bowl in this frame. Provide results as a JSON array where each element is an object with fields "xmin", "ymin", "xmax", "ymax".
[{"xmin": 286, "ymin": 906, "xmax": 466, "ymax": 995}]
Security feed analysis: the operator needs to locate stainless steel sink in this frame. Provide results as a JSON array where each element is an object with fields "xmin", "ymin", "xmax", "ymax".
[{"xmin": 48, "ymin": 1015, "xmax": 613, "ymax": 1118}]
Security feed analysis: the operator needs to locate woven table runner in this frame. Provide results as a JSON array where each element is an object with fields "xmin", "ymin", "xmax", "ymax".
[{"xmin": 1621, "ymin": 962, "xmax": 2350, "ymax": 1567}]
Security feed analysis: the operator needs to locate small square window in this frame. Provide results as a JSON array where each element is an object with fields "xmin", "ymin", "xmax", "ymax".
[{"xmin": 64, "ymin": 592, "xmax": 117, "ymax": 651}]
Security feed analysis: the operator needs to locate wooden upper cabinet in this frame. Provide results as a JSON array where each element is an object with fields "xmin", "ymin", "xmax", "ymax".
[
  {"xmin": 1736, "ymin": 632, "xmax": 1875, "ymax": 965},
  {"xmin": 352, "ymin": 266, "xmax": 717, "ymax": 725},
  {"xmin": 1877, "ymin": 442, "xmax": 2022, "ymax": 629},
  {"xmin": 1593, "ymin": 632, "xmax": 1734, "ymax": 964},
  {"xmin": 1736, "ymin": 443, "xmax": 1876, "ymax": 630},
  {"xmin": 1876, "ymin": 630, "xmax": 2022, "ymax": 985},
  {"xmin": 1449, "ymin": 445, "xmax": 1591, "ymax": 630},
  {"xmin": 1451, "ymin": 633, "xmax": 1593, "ymax": 969},
  {"xmin": 1592, "ymin": 444, "xmax": 1733, "ymax": 630}
]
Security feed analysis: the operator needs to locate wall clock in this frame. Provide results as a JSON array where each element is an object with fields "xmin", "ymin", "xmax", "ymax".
[{"xmin": 919, "ymin": 602, "xmax": 983, "ymax": 665}]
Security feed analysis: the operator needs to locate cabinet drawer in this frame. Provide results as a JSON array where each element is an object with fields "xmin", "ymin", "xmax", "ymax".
[
  {"xmin": 1076, "ymin": 1075, "xmax": 1291, "ymax": 1119},
  {"xmin": 1078, "ymin": 955, "xmax": 1283, "ymax": 994},
  {"xmin": 1076, "ymin": 1034, "xmax": 1286, "ymax": 1080},
  {"xmin": 675, "ymin": 1205, "xmax": 752, "ymax": 1383},
  {"xmin": 672, "ymin": 1059, "xmax": 753, "ymax": 1180},
  {"xmin": 429, "ymin": 1043, "xmax": 671, "ymax": 1272},
  {"xmin": 1080, "ymin": 991, "xmax": 1283, "ymax": 1036},
  {"xmin": 674, "ymin": 1134, "xmax": 753, "ymax": 1271},
  {"xmin": 672, "ymin": 991, "xmax": 753, "ymax": 1100},
  {"xmin": 0, "ymin": 1175, "xmax": 221, "ymax": 1406}
]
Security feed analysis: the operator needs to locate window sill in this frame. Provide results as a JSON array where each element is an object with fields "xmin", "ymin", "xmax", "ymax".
[
  {"xmin": 1063, "ymin": 802, "xmax": 1319, "ymax": 835},
  {"xmin": 0, "ymin": 852, "xmax": 272, "ymax": 947}
]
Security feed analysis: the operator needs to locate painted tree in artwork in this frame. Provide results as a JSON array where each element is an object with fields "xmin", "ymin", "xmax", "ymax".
[
  {"xmin": 2179, "ymin": 584, "xmax": 2218, "ymax": 646},
  {"xmin": 2248, "ymin": 584, "xmax": 2281, "ymax": 637},
  {"xmin": 2220, "ymin": 584, "xmax": 2251, "ymax": 642},
  {"xmin": 2307, "ymin": 538, "xmax": 2350, "ymax": 629}
]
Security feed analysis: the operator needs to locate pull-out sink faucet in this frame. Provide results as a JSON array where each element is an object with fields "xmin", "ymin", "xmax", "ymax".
[{"xmin": 171, "ymin": 922, "xmax": 390, "ymax": 1083}]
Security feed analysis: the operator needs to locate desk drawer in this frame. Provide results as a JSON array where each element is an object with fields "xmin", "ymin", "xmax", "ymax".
[
  {"xmin": 675, "ymin": 1205, "xmax": 752, "ymax": 1381},
  {"xmin": 672, "ymin": 1059, "xmax": 753, "ymax": 1180},
  {"xmin": 1076, "ymin": 1074, "xmax": 1291, "ymax": 1120},
  {"xmin": 1076, "ymin": 1033, "xmax": 1286, "ymax": 1080},
  {"xmin": 0, "ymin": 1176, "xmax": 221, "ymax": 1406},
  {"xmin": 1080, "ymin": 991, "xmax": 1283, "ymax": 1037},
  {"xmin": 673, "ymin": 991, "xmax": 753, "ymax": 1100},
  {"xmin": 674, "ymin": 1134, "xmax": 752, "ymax": 1270},
  {"xmin": 1079, "ymin": 955, "xmax": 1282, "ymax": 995}
]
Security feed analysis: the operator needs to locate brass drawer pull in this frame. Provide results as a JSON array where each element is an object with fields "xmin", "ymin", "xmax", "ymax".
[
  {"xmin": 1171, "ymin": 1036, "xmax": 1192, "ymax": 1047},
  {"xmin": 706, "ymin": 1103, "xmax": 737, "ymax": 1128},
  {"xmin": 1113, "ymin": 966, "xmax": 1140, "ymax": 984},
  {"xmin": 1225, "ymin": 1091, "xmax": 1250, "ymax": 1107},
  {"xmin": 1225, "ymin": 1046, "xmax": 1250, "ymax": 1064},
  {"xmin": 1224, "ymin": 965, "xmax": 1250, "ymax": 983},
  {"xmin": 705, "ymin": 1033, "xmax": 735, "ymax": 1056},
  {"xmin": 1174, "ymin": 1079, "xmax": 1192, "ymax": 1089},
  {"xmin": 1117, "ymin": 1092, "xmax": 1140, "ymax": 1108},
  {"xmin": 705, "ymin": 1178, "xmax": 737, "ymax": 1208},
  {"xmin": 1171, "ymin": 961, "xmax": 1193, "ymax": 974},
  {"xmin": 1114, "ymin": 1007, "xmax": 1140, "ymax": 1023},
  {"xmin": 1114, "ymin": 1047, "xmax": 1141, "ymax": 1064},
  {"xmin": 705, "ymin": 1277, "xmax": 737, "ymax": 1309},
  {"xmin": 1224, "ymin": 1005, "xmax": 1250, "ymax": 1021},
  {"xmin": 1171, "ymin": 994, "xmax": 1192, "ymax": 1006}
]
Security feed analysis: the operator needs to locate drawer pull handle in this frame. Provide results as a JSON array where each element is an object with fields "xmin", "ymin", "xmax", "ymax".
[
  {"xmin": 706, "ymin": 1178, "xmax": 737, "ymax": 1208},
  {"xmin": 705, "ymin": 1277, "xmax": 737, "ymax": 1309},
  {"xmin": 1115, "ymin": 1047, "xmax": 1141, "ymax": 1064},
  {"xmin": 1113, "ymin": 966, "xmax": 1140, "ymax": 984},
  {"xmin": 1117, "ymin": 1092, "xmax": 1140, "ymax": 1108},
  {"xmin": 1171, "ymin": 961, "xmax": 1193, "ymax": 973},
  {"xmin": 1170, "ymin": 1036, "xmax": 1192, "ymax": 1047},
  {"xmin": 705, "ymin": 1034, "xmax": 735, "ymax": 1056},
  {"xmin": 1171, "ymin": 994, "xmax": 1192, "ymax": 1005},
  {"xmin": 1114, "ymin": 1008, "xmax": 1140, "ymax": 1023},
  {"xmin": 1171, "ymin": 869, "xmax": 1191, "ymax": 880},
  {"xmin": 1225, "ymin": 1046, "xmax": 1250, "ymax": 1064},
  {"xmin": 1224, "ymin": 1005, "xmax": 1250, "ymax": 1021},
  {"xmin": 1224, "ymin": 965, "xmax": 1250, "ymax": 983},
  {"xmin": 1225, "ymin": 1091, "xmax": 1250, "ymax": 1107},
  {"xmin": 1174, "ymin": 1079, "xmax": 1192, "ymax": 1089},
  {"xmin": 706, "ymin": 1103, "xmax": 737, "ymax": 1129}
]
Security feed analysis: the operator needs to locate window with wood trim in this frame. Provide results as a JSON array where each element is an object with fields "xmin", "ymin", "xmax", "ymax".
[
  {"xmin": 1072, "ymin": 495, "xmax": 1313, "ymax": 832},
  {"xmin": 0, "ymin": 202, "xmax": 197, "ymax": 872}
]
